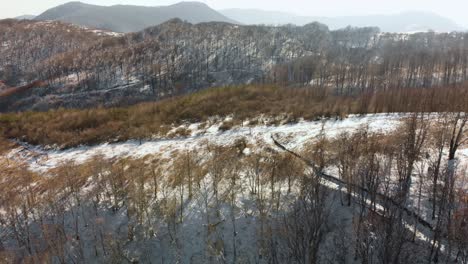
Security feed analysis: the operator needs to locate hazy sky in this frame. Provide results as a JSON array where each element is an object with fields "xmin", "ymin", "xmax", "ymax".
[{"xmin": 3, "ymin": 0, "xmax": 468, "ymax": 27}]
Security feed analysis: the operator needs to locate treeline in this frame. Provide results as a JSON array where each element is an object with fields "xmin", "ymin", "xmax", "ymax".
[
  {"xmin": 42, "ymin": 21, "xmax": 468, "ymax": 94},
  {"xmin": 1, "ymin": 19, "xmax": 468, "ymax": 111},
  {"xmin": 1, "ymin": 84, "xmax": 466, "ymax": 148},
  {"xmin": 273, "ymin": 31, "xmax": 468, "ymax": 94},
  {"xmin": 0, "ymin": 19, "xmax": 101, "ymax": 86}
]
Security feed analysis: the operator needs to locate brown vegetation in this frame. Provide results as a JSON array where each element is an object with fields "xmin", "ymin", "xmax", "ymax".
[
  {"xmin": 0, "ymin": 80, "xmax": 47, "ymax": 98},
  {"xmin": 0, "ymin": 118, "xmax": 466, "ymax": 262},
  {"xmin": 1, "ymin": 84, "xmax": 467, "ymax": 149}
]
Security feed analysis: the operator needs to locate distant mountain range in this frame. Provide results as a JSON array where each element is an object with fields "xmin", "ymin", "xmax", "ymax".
[
  {"xmin": 34, "ymin": 1, "xmax": 237, "ymax": 33},
  {"xmin": 220, "ymin": 9, "xmax": 464, "ymax": 32},
  {"xmin": 31, "ymin": 1, "xmax": 463, "ymax": 33}
]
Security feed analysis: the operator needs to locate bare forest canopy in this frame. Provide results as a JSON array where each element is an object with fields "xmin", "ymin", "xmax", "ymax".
[
  {"xmin": 1, "ymin": 19, "xmax": 468, "ymax": 112},
  {"xmin": 0, "ymin": 12, "xmax": 468, "ymax": 264}
]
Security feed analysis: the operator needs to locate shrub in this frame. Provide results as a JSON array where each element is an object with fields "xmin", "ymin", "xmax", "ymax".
[{"xmin": 219, "ymin": 121, "xmax": 234, "ymax": 132}]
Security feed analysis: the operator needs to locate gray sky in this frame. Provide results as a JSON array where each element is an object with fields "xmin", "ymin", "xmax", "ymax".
[{"xmin": 3, "ymin": 0, "xmax": 468, "ymax": 27}]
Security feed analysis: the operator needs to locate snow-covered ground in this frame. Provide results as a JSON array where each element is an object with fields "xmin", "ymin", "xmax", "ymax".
[
  {"xmin": 2, "ymin": 113, "xmax": 467, "ymax": 263},
  {"xmin": 8, "ymin": 113, "xmax": 405, "ymax": 173},
  {"xmin": 7, "ymin": 113, "xmax": 468, "ymax": 173}
]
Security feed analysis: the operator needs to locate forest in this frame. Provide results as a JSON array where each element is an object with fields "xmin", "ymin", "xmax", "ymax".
[
  {"xmin": 0, "ymin": 15, "xmax": 467, "ymax": 264},
  {"xmin": 1, "ymin": 19, "xmax": 468, "ymax": 111},
  {"xmin": 0, "ymin": 110, "xmax": 467, "ymax": 263}
]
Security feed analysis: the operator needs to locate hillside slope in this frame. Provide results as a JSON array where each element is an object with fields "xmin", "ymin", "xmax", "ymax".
[
  {"xmin": 2, "ymin": 112, "xmax": 466, "ymax": 263},
  {"xmin": 1, "ymin": 19, "xmax": 467, "ymax": 112}
]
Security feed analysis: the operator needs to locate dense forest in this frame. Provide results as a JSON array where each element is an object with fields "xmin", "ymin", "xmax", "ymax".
[{"xmin": 1, "ymin": 19, "xmax": 468, "ymax": 111}]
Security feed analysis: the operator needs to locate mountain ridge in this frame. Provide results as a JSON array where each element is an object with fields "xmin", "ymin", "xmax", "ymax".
[
  {"xmin": 220, "ymin": 8, "xmax": 463, "ymax": 32},
  {"xmin": 35, "ymin": 1, "xmax": 238, "ymax": 33}
]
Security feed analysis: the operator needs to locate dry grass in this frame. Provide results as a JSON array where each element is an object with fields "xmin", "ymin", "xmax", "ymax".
[
  {"xmin": 0, "ymin": 137, "xmax": 17, "ymax": 155},
  {"xmin": 0, "ymin": 84, "xmax": 466, "ymax": 148}
]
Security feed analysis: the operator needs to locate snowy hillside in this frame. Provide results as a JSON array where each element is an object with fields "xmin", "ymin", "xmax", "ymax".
[
  {"xmin": 2, "ymin": 113, "xmax": 466, "ymax": 263},
  {"xmin": 10, "ymin": 114, "xmax": 404, "ymax": 172},
  {"xmin": 2, "ymin": 18, "xmax": 467, "ymax": 112}
]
